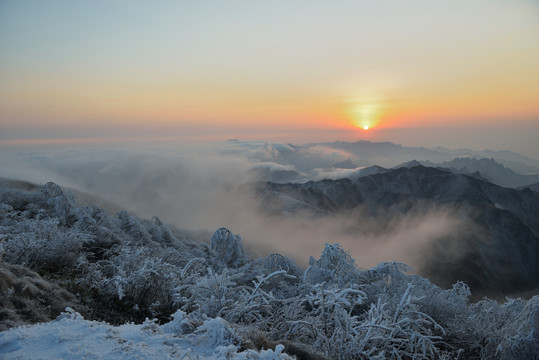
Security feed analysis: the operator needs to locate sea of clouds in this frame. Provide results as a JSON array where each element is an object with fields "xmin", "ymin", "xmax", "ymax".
[{"xmin": 0, "ymin": 139, "xmax": 515, "ymax": 271}]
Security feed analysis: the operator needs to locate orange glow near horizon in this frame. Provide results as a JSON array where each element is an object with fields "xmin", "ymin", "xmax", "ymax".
[{"xmin": 342, "ymin": 93, "xmax": 390, "ymax": 131}]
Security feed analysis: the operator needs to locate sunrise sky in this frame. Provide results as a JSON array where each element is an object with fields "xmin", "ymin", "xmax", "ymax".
[{"xmin": 1, "ymin": 0, "xmax": 538, "ymax": 156}]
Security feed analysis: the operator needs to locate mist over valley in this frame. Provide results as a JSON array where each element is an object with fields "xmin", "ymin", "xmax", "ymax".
[{"xmin": 2, "ymin": 140, "xmax": 538, "ymax": 298}]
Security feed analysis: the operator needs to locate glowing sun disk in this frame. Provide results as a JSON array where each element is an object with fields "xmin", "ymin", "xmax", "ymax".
[{"xmin": 345, "ymin": 93, "xmax": 387, "ymax": 131}]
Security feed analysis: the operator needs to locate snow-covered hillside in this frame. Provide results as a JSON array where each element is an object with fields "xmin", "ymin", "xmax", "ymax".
[{"xmin": 1, "ymin": 181, "xmax": 538, "ymax": 359}]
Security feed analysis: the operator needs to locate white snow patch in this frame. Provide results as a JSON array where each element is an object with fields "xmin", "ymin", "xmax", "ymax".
[{"xmin": 0, "ymin": 309, "xmax": 292, "ymax": 359}]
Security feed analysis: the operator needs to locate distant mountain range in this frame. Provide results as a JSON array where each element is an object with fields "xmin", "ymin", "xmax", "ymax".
[
  {"xmin": 397, "ymin": 157, "xmax": 539, "ymax": 188},
  {"xmin": 255, "ymin": 165, "xmax": 539, "ymax": 299},
  {"xmin": 250, "ymin": 140, "xmax": 539, "ymax": 188},
  {"xmin": 312, "ymin": 140, "xmax": 539, "ymax": 172}
]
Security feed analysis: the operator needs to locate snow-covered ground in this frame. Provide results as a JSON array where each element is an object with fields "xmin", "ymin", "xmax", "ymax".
[{"xmin": 0, "ymin": 308, "xmax": 291, "ymax": 359}]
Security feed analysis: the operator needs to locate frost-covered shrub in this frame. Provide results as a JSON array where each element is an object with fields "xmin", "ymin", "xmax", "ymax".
[
  {"xmin": 464, "ymin": 296, "xmax": 539, "ymax": 359},
  {"xmin": 118, "ymin": 210, "xmax": 154, "ymax": 244},
  {"xmin": 304, "ymin": 243, "xmax": 359, "ymax": 286},
  {"xmin": 263, "ymin": 253, "xmax": 302, "ymax": 280},
  {"xmin": 0, "ymin": 184, "xmax": 93, "ymax": 272},
  {"xmin": 357, "ymin": 284, "xmax": 446, "ymax": 359},
  {"xmin": 285, "ymin": 283, "xmax": 366, "ymax": 357},
  {"xmin": 77, "ymin": 244, "xmax": 184, "ymax": 323},
  {"xmin": 211, "ymin": 227, "xmax": 247, "ymax": 268},
  {"xmin": 1, "ymin": 218, "xmax": 93, "ymax": 273},
  {"xmin": 285, "ymin": 272, "xmax": 448, "ymax": 359},
  {"xmin": 179, "ymin": 267, "xmax": 240, "ymax": 318},
  {"xmin": 494, "ymin": 296, "xmax": 539, "ymax": 359}
]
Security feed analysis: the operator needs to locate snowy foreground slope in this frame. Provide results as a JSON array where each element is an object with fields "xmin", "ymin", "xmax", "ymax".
[
  {"xmin": 1, "ymin": 181, "xmax": 538, "ymax": 359},
  {"xmin": 0, "ymin": 308, "xmax": 291, "ymax": 359}
]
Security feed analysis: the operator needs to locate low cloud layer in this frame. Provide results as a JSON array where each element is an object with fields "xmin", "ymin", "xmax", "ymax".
[{"xmin": 0, "ymin": 140, "xmax": 505, "ymax": 276}]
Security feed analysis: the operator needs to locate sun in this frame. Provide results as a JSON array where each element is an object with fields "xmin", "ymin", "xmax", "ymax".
[{"xmin": 344, "ymin": 93, "xmax": 387, "ymax": 131}]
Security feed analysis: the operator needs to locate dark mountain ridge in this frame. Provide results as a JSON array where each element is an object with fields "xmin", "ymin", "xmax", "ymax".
[
  {"xmin": 256, "ymin": 166, "xmax": 539, "ymax": 299},
  {"xmin": 398, "ymin": 157, "xmax": 539, "ymax": 188}
]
